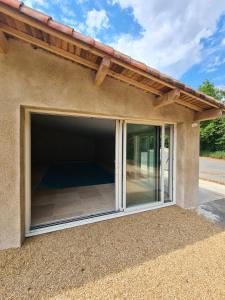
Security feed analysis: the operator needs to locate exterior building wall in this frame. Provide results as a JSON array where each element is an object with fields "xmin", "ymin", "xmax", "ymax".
[
  {"xmin": 0, "ymin": 39, "xmax": 200, "ymax": 250},
  {"xmin": 176, "ymin": 122, "xmax": 200, "ymax": 208}
]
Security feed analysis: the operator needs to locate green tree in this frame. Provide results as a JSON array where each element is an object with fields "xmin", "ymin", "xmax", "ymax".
[
  {"xmin": 199, "ymin": 80, "xmax": 225, "ymax": 152},
  {"xmin": 199, "ymin": 80, "xmax": 225, "ymax": 101}
]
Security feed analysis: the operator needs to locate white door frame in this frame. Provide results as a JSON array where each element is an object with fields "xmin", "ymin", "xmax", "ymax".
[
  {"xmin": 24, "ymin": 108, "xmax": 122, "ymax": 235},
  {"xmin": 122, "ymin": 120, "xmax": 175, "ymax": 212},
  {"xmin": 115, "ymin": 119, "xmax": 123, "ymax": 211},
  {"xmin": 24, "ymin": 109, "xmax": 31, "ymax": 235},
  {"xmin": 160, "ymin": 125, "xmax": 165, "ymax": 205}
]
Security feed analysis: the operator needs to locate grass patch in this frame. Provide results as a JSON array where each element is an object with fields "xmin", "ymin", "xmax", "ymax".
[{"xmin": 200, "ymin": 150, "xmax": 225, "ymax": 159}]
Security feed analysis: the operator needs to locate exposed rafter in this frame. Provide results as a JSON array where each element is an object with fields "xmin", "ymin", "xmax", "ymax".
[
  {"xmin": 108, "ymin": 70, "xmax": 162, "ymax": 96},
  {"xmin": 181, "ymin": 90, "xmax": 218, "ymax": 108},
  {"xmin": 0, "ymin": 30, "xmax": 8, "ymax": 53},
  {"xmin": 95, "ymin": 57, "xmax": 110, "ymax": 86},
  {"xmin": 153, "ymin": 89, "xmax": 203, "ymax": 112},
  {"xmin": 175, "ymin": 98, "xmax": 203, "ymax": 112},
  {"xmin": 0, "ymin": 23, "xmax": 99, "ymax": 70},
  {"xmin": 154, "ymin": 89, "xmax": 180, "ymax": 109},
  {"xmin": 193, "ymin": 108, "xmax": 223, "ymax": 122}
]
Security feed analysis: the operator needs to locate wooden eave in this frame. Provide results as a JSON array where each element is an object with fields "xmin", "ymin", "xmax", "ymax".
[{"xmin": 0, "ymin": 0, "xmax": 225, "ymax": 116}]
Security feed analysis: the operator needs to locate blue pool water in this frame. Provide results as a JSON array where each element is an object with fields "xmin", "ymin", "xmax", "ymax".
[{"xmin": 38, "ymin": 161, "xmax": 114, "ymax": 190}]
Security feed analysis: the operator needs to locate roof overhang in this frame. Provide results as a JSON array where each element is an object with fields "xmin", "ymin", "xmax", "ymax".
[{"xmin": 0, "ymin": 0, "xmax": 225, "ymax": 120}]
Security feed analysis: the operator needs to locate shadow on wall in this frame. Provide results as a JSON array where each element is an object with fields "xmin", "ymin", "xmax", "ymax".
[{"xmin": 0, "ymin": 206, "xmax": 224, "ymax": 299}]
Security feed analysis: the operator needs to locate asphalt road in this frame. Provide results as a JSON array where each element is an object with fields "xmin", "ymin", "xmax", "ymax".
[
  {"xmin": 198, "ymin": 180, "xmax": 225, "ymax": 226},
  {"xmin": 199, "ymin": 157, "xmax": 225, "ymax": 185},
  {"xmin": 199, "ymin": 157, "xmax": 225, "ymax": 226}
]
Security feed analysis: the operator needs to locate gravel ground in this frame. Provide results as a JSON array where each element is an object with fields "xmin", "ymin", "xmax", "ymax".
[{"xmin": 1, "ymin": 206, "xmax": 225, "ymax": 300}]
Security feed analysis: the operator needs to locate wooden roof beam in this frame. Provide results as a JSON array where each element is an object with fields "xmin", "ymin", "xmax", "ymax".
[
  {"xmin": 108, "ymin": 70, "xmax": 162, "ymax": 96},
  {"xmin": 154, "ymin": 89, "xmax": 203, "ymax": 111},
  {"xmin": 0, "ymin": 30, "xmax": 8, "ymax": 53},
  {"xmin": 95, "ymin": 57, "xmax": 111, "ymax": 86},
  {"xmin": 154, "ymin": 89, "xmax": 180, "ymax": 109},
  {"xmin": 193, "ymin": 108, "xmax": 223, "ymax": 122},
  {"xmin": 0, "ymin": 23, "xmax": 98, "ymax": 70},
  {"xmin": 175, "ymin": 98, "xmax": 203, "ymax": 112}
]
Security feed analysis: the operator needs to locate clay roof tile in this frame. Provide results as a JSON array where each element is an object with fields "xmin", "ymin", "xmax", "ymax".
[
  {"xmin": 94, "ymin": 41, "xmax": 114, "ymax": 56},
  {"xmin": 0, "ymin": 0, "xmax": 21, "ymax": 10},
  {"xmin": 72, "ymin": 31, "xmax": 95, "ymax": 46},
  {"xmin": 130, "ymin": 59, "xmax": 147, "ymax": 72},
  {"xmin": 20, "ymin": 5, "xmax": 51, "ymax": 24},
  {"xmin": 194, "ymin": 90, "xmax": 201, "ymax": 98},
  {"xmin": 114, "ymin": 51, "xmax": 131, "ymax": 64},
  {"xmin": 199, "ymin": 93, "xmax": 207, "ymax": 100},
  {"xmin": 184, "ymin": 85, "xmax": 194, "ymax": 94},
  {"xmin": 48, "ymin": 20, "xmax": 73, "ymax": 36},
  {"xmin": 174, "ymin": 81, "xmax": 185, "ymax": 90},
  {"xmin": 146, "ymin": 66, "xmax": 160, "ymax": 79},
  {"xmin": 161, "ymin": 76, "xmax": 174, "ymax": 85}
]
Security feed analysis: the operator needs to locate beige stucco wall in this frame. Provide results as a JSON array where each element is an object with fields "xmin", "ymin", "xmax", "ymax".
[{"xmin": 0, "ymin": 39, "xmax": 200, "ymax": 250}]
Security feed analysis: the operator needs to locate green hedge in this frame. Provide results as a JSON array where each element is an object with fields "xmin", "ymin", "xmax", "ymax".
[
  {"xmin": 200, "ymin": 150, "xmax": 225, "ymax": 159},
  {"xmin": 200, "ymin": 116, "xmax": 225, "ymax": 152},
  {"xmin": 199, "ymin": 80, "xmax": 225, "ymax": 156}
]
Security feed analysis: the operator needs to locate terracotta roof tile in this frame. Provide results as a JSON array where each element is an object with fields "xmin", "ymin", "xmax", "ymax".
[
  {"xmin": 191, "ymin": 90, "xmax": 198, "ymax": 98},
  {"xmin": 146, "ymin": 67, "xmax": 161, "ymax": 79},
  {"xmin": 20, "ymin": 5, "xmax": 51, "ymax": 24},
  {"xmin": 72, "ymin": 31, "xmax": 95, "ymax": 46},
  {"xmin": 94, "ymin": 41, "xmax": 114, "ymax": 56},
  {"xmin": 184, "ymin": 85, "xmax": 194, "ymax": 94},
  {"xmin": 0, "ymin": 0, "xmax": 21, "ymax": 10},
  {"xmin": 194, "ymin": 90, "xmax": 202, "ymax": 98},
  {"xmin": 130, "ymin": 59, "xmax": 147, "ymax": 72},
  {"xmin": 48, "ymin": 20, "xmax": 73, "ymax": 36},
  {"xmin": 199, "ymin": 93, "xmax": 207, "ymax": 100},
  {"xmin": 161, "ymin": 76, "xmax": 174, "ymax": 85},
  {"xmin": 159, "ymin": 73, "xmax": 169, "ymax": 81},
  {"xmin": 174, "ymin": 81, "xmax": 185, "ymax": 90},
  {"xmin": 114, "ymin": 50, "xmax": 131, "ymax": 64}
]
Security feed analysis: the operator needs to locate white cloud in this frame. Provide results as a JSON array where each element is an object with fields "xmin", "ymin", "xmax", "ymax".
[
  {"xmin": 23, "ymin": 0, "xmax": 48, "ymax": 8},
  {"xmin": 222, "ymin": 38, "xmax": 225, "ymax": 45},
  {"xmin": 203, "ymin": 55, "xmax": 225, "ymax": 73},
  {"xmin": 76, "ymin": 0, "xmax": 88, "ymax": 3},
  {"xmin": 85, "ymin": 9, "xmax": 109, "ymax": 36},
  {"xmin": 60, "ymin": 6, "xmax": 76, "ymax": 19},
  {"xmin": 216, "ymin": 84, "xmax": 225, "ymax": 90},
  {"xmin": 61, "ymin": 17, "xmax": 77, "ymax": 28},
  {"xmin": 110, "ymin": 0, "xmax": 225, "ymax": 78}
]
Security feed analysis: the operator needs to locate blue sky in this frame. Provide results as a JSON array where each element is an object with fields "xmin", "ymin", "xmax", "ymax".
[{"xmin": 24, "ymin": 0, "xmax": 225, "ymax": 90}]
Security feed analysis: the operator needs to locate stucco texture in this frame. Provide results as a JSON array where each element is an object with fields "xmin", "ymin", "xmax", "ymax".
[{"xmin": 0, "ymin": 39, "xmax": 199, "ymax": 249}]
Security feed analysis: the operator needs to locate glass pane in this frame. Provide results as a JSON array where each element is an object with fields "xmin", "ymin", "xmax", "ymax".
[
  {"xmin": 164, "ymin": 124, "xmax": 173, "ymax": 202},
  {"xmin": 126, "ymin": 124, "xmax": 161, "ymax": 208}
]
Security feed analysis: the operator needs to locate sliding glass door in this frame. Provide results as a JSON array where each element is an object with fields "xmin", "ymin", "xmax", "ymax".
[
  {"xmin": 124, "ymin": 123, "xmax": 161, "ymax": 208},
  {"xmin": 26, "ymin": 110, "xmax": 175, "ymax": 235},
  {"xmin": 123, "ymin": 122, "xmax": 174, "ymax": 209}
]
